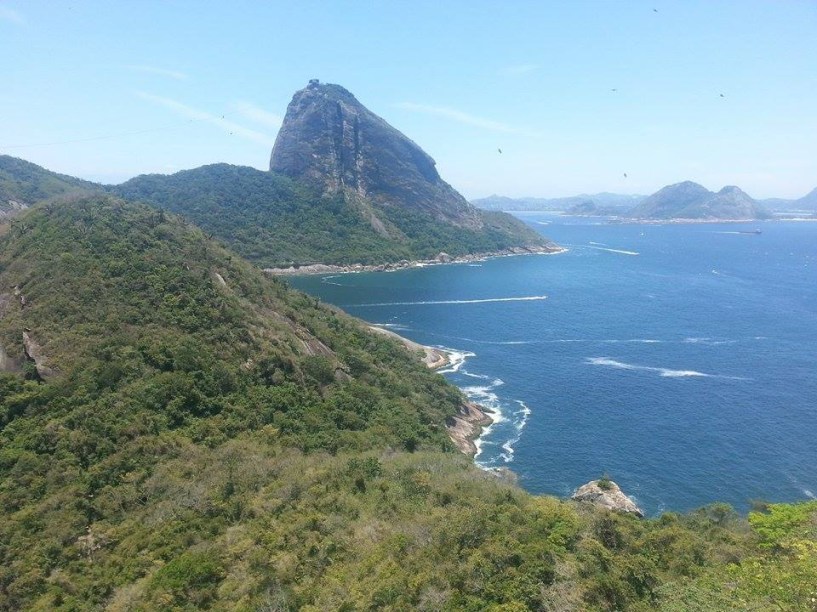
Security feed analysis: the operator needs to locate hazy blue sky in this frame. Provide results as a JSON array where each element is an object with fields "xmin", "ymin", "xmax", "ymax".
[{"xmin": 1, "ymin": 1, "xmax": 815, "ymax": 198}]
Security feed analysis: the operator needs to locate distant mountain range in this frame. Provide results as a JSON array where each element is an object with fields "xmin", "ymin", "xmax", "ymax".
[
  {"xmin": 473, "ymin": 182, "xmax": 817, "ymax": 220},
  {"xmin": 472, "ymin": 193, "xmax": 645, "ymax": 212},
  {"xmin": 760, "ymin": 187, "xmax": 817, "ymax": 212}
]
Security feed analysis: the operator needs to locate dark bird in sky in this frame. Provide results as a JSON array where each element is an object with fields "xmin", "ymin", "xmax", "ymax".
[
  {"xmin": 497, "ymin": 148, "xmax": 502, "ymax": 154},
  {"xmin": 719, "ymin": 93, "xmax": 725, "ymax": 98},
  {"xmin": 653, "ymin": 8, "xmax": 658, "ymax": 12},
  {"xmin": 623, "ymin": 173, "xmax": 628, "ymax": 178},
  {"xmin": 611, "ymin": 88, "xmax": 617, "ymax": 92}
]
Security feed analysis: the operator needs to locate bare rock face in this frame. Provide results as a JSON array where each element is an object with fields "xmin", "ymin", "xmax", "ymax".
[
  {"xmin": 572, "ymin": 479, "xmax": 644, "ymax": 517},
  {"xmin": 446, "ymin": 402, "xmax": 493, "ymax": 456},
  {"xmin": 270, "ymin": 80, "xmax": 482, "ymax": 229},
  {"xmin": 22, "ymin": 331, "xmax": 55, "ymax": 379}
]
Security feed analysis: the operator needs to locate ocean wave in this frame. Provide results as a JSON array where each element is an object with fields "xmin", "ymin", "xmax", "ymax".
[
  {"xmin": 353, "ymin": 295, "xmax": 548, "ymax": 307},
  {"xmin": 497, "ymin": 401, "xmax": 532, "ymax": 462},
  {"xmin": 436, "ymin": 348, "xmax": 475, "ymax": 374},
  {"xmin": 586, "ymin": 357, "xmax": 748, "ymax": 380},
  {"xmin": 447, "ymin": 368, "xmax": 532, "ymax": 466}
]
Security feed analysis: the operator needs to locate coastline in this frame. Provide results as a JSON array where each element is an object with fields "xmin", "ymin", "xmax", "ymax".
[
  {"xmin": 263, "ymin": 244, "xmax": 565, "ymax": 276},
  {"xmin": 367, "ymin": 324, "xmax": 494, "ymax": 457}
]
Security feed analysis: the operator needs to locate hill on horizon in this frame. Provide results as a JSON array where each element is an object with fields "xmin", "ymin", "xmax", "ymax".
[
  {"xmin": 630, "ymin": 181, "xmax": 771, "ymax": 220},
  {"xmin": 0, "ymin": 155, "xmax": 100, "ymax": 219},
  {"xmin": 472, "ymin": 193, "xmax": 646, "ymax": 212}
]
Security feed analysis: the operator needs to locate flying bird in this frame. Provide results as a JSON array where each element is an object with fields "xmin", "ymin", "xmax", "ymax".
[
  {"xmin": 611, "ymin": 88, "xmax": 618, "ymax": 92},
  {"xmin": 497, "ymin": 148, "xmax": 502, "ymax": 154},
  {"xmin": 623, "ymin": 173, "xmax": 628, "ymax": 179},
  {"xmin": 719, "ymin": 93, "xmax": 725, "ymax": 98}
]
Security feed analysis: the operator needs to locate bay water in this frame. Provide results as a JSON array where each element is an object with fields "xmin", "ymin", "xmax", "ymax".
[{"xmin": 291, "ymin": 215, "xmax": 817, "ymax": 515}]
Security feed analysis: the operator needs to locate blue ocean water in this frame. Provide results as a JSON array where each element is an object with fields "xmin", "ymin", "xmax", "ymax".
[{"xmin": 291, "ymin": 216, "xmax": 817, "ymax": 515}]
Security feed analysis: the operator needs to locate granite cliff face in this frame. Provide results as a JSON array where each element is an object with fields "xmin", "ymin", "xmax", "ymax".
[
  {"xmin": 631, "ymin": 181, "xmax": 769, "ymax": 220},
  {"xmin": 270, "ymin": 80, "xmax": 482, "ymax": 230}
]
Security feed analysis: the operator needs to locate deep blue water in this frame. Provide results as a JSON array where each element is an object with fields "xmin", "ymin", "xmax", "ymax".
[{"xmin": 291, "ymin": 215, "xmax": 817, "ymax": 515}]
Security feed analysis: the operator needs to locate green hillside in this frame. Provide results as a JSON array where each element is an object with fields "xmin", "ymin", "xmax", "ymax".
[
  {"xmin": 0, "ymin": 156, "xmax": 99, "ymax": 217},
  {"xmin": 113, "ymin": 164, "xmax": 553, "ymax": 269},
  {"xmin": 0, "ymin": 197, "xmax": 815, "ymax": 610}
]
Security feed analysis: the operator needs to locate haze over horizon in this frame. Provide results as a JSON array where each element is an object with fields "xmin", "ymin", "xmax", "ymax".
[{"xmin": 1, "ymin": 0, "xmax": 815, "ymax": 200}]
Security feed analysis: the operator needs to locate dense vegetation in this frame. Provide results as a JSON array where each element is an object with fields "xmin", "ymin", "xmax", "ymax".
[
  {"xmin": 0, "ymin": 196, "xmax": 815, "ymax": 610},
  {"xmin": 0, "ymin": 155, "xmax": 99, "ymax": 213},
  {"xmin": 113, "ymin": 164, "xmax": 550, "ymax": 268}
]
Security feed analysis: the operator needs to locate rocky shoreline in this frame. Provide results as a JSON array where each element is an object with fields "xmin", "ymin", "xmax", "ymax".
[
  {"xmin": 367, "ymin": 325, "xmax": 451, "ymax": 369},
  {"xmin": 263, "ymin": 244, "xmax": 565, "ymax": 276},
  {"xmin": 367, "ymin": 325, "xmax": 493, "ymax": 456},
  {"xmin": 446, "ymin": 401, "xmax": 494, "ymax": 456},
  {"xmin": 368, "ymin": 325, "xmax": 646, "ymax": 512}
]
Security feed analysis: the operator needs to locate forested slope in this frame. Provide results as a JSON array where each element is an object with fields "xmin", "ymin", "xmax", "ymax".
[{"xmin": 0, "ymin": 196, "xmax": 814, "ymax": 610}]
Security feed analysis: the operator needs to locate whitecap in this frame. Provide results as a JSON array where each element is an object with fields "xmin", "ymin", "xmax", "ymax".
[{"xmin": 436, "ymin": 348, "xmax": 475, "ymax": 374}]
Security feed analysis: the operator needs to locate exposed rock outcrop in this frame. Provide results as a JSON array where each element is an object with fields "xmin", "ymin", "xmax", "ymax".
[
  {"xmin": 22, "ymin": 331, "xmax": 55, "ymax": 379},
  {"xmin": 572, "ymin": 479, "xmax": 644, "ymax": 517},
  {"xmin": 0, "ymin": 200, "xmax": 29, "ymax": 219},
  {"xmin": 446, "ymin": 402, "xmax": 493, "ymax": 456},
  {"xmin": 270, "ymin": 80, "xmax": 483, "ymax": 229}
]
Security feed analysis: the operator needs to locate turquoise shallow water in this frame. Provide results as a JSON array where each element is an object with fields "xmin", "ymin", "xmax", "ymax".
[{"xmin": 292, "ymin": 215, "xmax": 817, "ymax": 515}]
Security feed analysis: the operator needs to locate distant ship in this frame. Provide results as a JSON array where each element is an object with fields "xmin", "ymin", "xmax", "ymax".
[{"xmin": 738, "ymin": 229, "xmax": 762, "ymax": 235}]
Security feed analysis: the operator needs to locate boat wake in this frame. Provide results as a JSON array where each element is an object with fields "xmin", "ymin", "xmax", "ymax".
[
  {"xmin": 354, "ymin": 295, "xmax": 548, "ymax": 307},
  {"xmin": 586, "ymin": 245, "xmax": 640, "ymax": 256},
  {"xmin": 586, "ymin": 357, "xmax": 748, "ymax": 380}
]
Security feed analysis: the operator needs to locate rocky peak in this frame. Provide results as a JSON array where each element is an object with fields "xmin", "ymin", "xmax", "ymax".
[
  {"xmin": 572, "ymin": 479, "xmax": 644, "ymax": 517},
  {"xmin": 270, "ymin": 81, "xmax": 481, "ymax": 228}
]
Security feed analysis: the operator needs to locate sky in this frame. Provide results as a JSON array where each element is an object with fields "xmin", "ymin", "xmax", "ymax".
[{"xmin": 1, "ymin": 0, "xmax": 816, "ymax": 199}]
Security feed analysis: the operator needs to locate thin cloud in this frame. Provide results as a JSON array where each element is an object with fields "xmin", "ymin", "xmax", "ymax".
[
  {"xmin": 504, "ymin": 63, "xmax": 538, "ymax": 75},
  {"xmin": 129, "ymin": 65, "xmax": 190, "ymax": 81},
  {"xmin": 135, "ymin": 91, "xmax": 274, "ymax": 146},
  {"xmin": 395, "ymin": 102, "xmax": 518, "ymax": 133},
  {"xmin": 232, "ymin": 101, "xmax": 282, "ymax": 128},
  {"xmin": 0, "ymin": 6, "xmax": 25, "ymax": 25}
]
